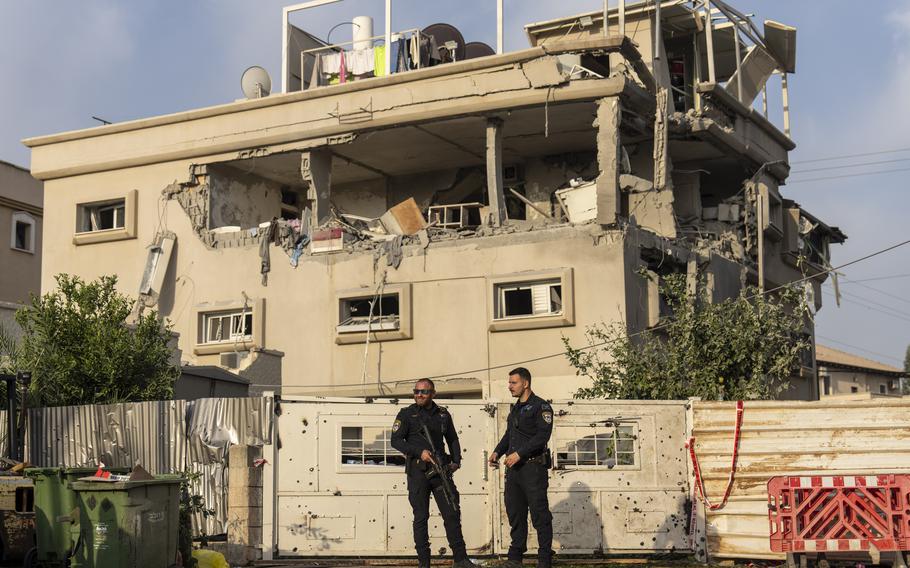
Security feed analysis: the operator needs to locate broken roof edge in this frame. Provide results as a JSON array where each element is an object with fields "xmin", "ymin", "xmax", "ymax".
[
  {"xmin": 782, "ymin": 199, "xmax": 847, "ymax": 244},
  {"xmin": 22, "ymin": 36, "xmax": 635, "ymax": 150}
]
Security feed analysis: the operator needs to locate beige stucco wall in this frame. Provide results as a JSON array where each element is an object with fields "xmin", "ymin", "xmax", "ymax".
[
  {"xmin": 0, "ymin": 162, "xmax": 43, "ymax": 305},
  {"xmin": 39, "ymin": 155, "xmax": 635, "ymax": 401}
]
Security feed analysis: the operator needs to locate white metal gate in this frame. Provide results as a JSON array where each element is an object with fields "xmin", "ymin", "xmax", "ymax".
[{"xmin": 264, "ymin": 397, "xmax": 691, "ymax": 558}]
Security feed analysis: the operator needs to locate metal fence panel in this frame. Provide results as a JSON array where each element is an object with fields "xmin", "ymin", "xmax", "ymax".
[
  {"xmin": 691, "ymin": 399, "xmax": 910, "ymax": 560},
  {"xmin": 22, "ymin": 396, "xmax": 272, "ymax": 536}
]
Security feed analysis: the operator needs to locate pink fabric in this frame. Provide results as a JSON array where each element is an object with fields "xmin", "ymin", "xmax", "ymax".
[{"xmin": 339, "ymin": 50, "xmax": 347, "ymax": 84}]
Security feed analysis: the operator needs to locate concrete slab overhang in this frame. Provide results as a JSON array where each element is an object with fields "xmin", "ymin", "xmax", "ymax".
[{"xmin": 24, "ymin": 37, "xmax": 650, "ymax": 181}]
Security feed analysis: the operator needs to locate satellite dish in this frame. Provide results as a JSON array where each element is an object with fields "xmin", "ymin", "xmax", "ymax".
[
  {"xmin": 464, "ymin": 42, "xmax": 495, "ymax": 60},
  {"xmin": 241, "ymin": 66, "xmax": 272, "ymax": 99},
  {"xmin": 421, "ymin": 23, "xmax": 466, "ymax": 63}
]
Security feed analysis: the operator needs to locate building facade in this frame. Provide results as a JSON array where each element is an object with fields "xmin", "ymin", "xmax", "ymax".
[
  {"xmin": 24, "ymin": 1, "xmax": 843, "ymax": 401},
  {"xmin": 0, "ymin": 160, "xmax": 43, "ymax": 338},
  {"xmin": 816, "ymin": 344, "xmax": 905, "ymax": 399}
]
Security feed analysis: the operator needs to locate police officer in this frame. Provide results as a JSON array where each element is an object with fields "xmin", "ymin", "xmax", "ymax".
[
  {"xmin": 391, "ymin": 379, "xmax": 476, "ymax": 568},
  {"xmin": 488, "ymin": 367, "xmax": 554, "ymax": 568}
]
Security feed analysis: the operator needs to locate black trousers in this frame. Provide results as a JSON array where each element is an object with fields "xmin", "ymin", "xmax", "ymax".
[
  {"xmin": 505, "ymin": 462, "xmax": 553, "ymax": 565},
  {"xmin": 407, "ymin": 466, "xmax": 467, "ymax": 563}
]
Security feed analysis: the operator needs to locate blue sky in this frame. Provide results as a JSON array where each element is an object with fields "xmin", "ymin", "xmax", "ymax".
[{"xmin": 2, "ymin": 1, "xmax": 908, "ymax": 367}]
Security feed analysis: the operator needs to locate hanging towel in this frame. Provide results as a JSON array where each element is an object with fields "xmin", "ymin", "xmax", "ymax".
[
  {"xmin": 374, "ymin": 45, "xmax": 386, "ymax": 76},
  {"xmin": 395, "ymin": 37, "xmax": 408, "ymax": 73},
  {"xmin": 308, "ymin": 53, "xmax": 324, "ymax": 89},
  {"xmin": 410, "ymin": 35, "xmax": 419, "ymax": 69},
  {"xmin": 349, "ymin": 48, "xmax": 374, "ymax": 75},
  {"xmin": 339, "ymin": 50, "xmax": 347, "ymax": 83}
]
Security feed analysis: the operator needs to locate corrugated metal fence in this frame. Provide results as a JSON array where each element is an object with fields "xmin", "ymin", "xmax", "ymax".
[
  {"xmin": 21, "ymin": 396, "xmax": 273, "ymax": 536},
  {"xmin": 690, "ymin": 398, "xmax": 910, "ymax": 560}
]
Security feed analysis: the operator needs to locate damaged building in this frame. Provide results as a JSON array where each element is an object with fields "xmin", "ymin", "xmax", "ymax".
[{"xmin": 24, "ymin": 0, "xmax": 844, "ymax": 401}]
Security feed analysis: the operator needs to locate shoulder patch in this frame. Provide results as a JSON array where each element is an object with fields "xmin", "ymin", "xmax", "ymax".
[
  {"xmin": 542, "ymin": 410, "xmax": 553, "ymax": 424},
  {"xmin": 392, "ymin": 419, "xmax": 402, "ymax": 433}
]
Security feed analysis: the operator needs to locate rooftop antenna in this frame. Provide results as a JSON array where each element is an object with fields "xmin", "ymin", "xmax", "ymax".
[
  {"xmin": 241, "ymin": 65, "xmax": 272, "ymax": 99},
  {"xmin": 91, "ymin": 116, "xmax": 112, "ymax": 125}
]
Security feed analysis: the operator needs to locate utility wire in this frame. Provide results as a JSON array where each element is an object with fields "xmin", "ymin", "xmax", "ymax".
[
  {"xmin": 814, "ymin": 334, "xmax": 904, "ymax": 366},
  {"xmin": 837, "ymin": 277, "xmax": 910, "ymax": 307},
  {"xmin": 786, "ymin": 166, "xmax": 910, "ymax": 185},
  {"xmin": 842, "ymin": 273, "xmax": 910, "ymax": 284},
  {"xmin": 821, "ymin": 289, "xmax": 910, "ymax": 325},
  {"xmin": 791, "ymin": 146, "xmax": 910, "ymax": 165},
  {"xmin": 791, "ymin": 157, "xmax": 910, "ymax": 175},
  {"xmin": 255, "ymin": 237, "xmax": 910, "ymax": 391}
]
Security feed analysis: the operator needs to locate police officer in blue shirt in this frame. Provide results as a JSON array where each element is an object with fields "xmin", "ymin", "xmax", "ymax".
[{"xmin": 488, "ymin": 367, "xmax": 554, "ymax": 568}]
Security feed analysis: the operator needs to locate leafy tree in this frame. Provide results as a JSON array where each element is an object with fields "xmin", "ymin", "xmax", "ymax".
[
  {"xmin": 4, "ymin": 274, "xmax": 177, "ymax": 407},
  {"xmin": 565, "ymin": 273, "xmax": 811, "ymax": 401}
]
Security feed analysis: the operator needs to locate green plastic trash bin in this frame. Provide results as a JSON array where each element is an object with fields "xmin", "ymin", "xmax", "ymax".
[
  {"xmin": 24, "ymin": 467, "xmax": 129, "ymax": 567},
  {"xmin": 69, "ymin": 477, "xmax": 182, "ymax": 568}
]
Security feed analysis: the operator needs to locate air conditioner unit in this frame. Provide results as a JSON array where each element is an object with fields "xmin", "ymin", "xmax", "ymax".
[{"xmin": 220, "ymin": 352, "xmax": 239, "ymax": 369}]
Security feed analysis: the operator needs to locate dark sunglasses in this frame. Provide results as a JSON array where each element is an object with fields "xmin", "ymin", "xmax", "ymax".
[{"xmin": 413, "ymin": 388, "xmax": 434, "ymax": 395}]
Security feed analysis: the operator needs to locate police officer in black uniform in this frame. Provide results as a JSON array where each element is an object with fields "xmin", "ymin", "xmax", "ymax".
[
  {"xmin": 391, "ymin": 379, "xmax": 476, "ymax": 568},
  {"xmin": 488, "ymin": 367, "xmax": 554, "ymax": 568}
]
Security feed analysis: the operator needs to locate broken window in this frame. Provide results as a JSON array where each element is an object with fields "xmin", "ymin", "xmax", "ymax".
[
  {"xmin": 880, "ymin": 384, "xmax": 887, "ymax": 395},
  {"xmin": 10, "ymin": 212, "xmax": 35, "ymax": 253},
  {"xmin": 200, "ymin": 309, "xmax": 254, "ymax": 344},
  {"xmin": 337, "ymin": 293, "xmax": 400, "ymax": 333},
  {"xmin": 78, "ymin": 199, "xmax": 125, "ymax": 233},
  {"xmin": 280, "ymin": 186, "xmax": 303, "ymax": 220},
  {"xmin": 340, "ymin": 426, "xmax": 405, "ymax": 467},
  {"xmin": 494, "ymin": 280, "xmax": 562, "ymax": 320},
  {"xmin": 822, "ymin": 376, "xmax": 831, "ymax": 396},
  {"xmin": 555, "ymin": 424, "xmax": 636, "ymax": 469}
]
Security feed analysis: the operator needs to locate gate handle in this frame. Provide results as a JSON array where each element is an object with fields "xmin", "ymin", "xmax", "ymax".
[{"xmin": 482, "ymin": 450, "xmax": 488, "ymax": 482}]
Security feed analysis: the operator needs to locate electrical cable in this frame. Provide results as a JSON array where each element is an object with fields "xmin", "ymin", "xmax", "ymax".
[
  {"xmin": 791, "ymin": 146, "xmax": 910, "ymax": 165},
  {"xmin": 786, "ymin": 166, "xmax": 910, "ymax": 185},
  {"xmin": 790, "ymin": 156, "xmax": 910, "ymax": 175},
  {"xmin": 837, "ymin": 277, "xmax": 910, "ymax": 307},
  {"xmin": 841, "ymin": 273, "xmax": 910, "ymax": 284},
  {"xmin": 821, "ymin": 289, "xmax": 910, "ymax": 325},
  {"xmin": 250, "ymin": 237, "xmax": 910, "ymax": 391}
]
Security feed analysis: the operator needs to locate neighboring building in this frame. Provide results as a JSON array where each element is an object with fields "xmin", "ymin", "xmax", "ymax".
[
  {"xmin": 176, "ymin": 364, "xmax": 250, "ymax": 399},
  {"xmin": 23, "ymin": 1, "xmax": 844, "ymax": 401},
  {"xmin": 0, "ymin": 160, "xmax": 43, "ymax": 339},
  {"xmin": 816, "ymin": 344, "xmax": 905, "ymax": 398}
]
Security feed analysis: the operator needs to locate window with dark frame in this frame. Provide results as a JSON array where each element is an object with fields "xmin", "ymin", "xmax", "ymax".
[{"xmin": 13, "ymin": 220, "xmax": 31, "ymax": 251}]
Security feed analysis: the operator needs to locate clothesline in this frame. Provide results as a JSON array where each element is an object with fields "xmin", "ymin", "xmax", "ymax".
[{"xmin": 306, "ymin": 31, "xmax": 444, "ymax": 89}]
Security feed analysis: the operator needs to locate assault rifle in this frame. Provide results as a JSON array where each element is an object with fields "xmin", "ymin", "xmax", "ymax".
[{"xmin": 420, "ymin": 423, "xmax": 460, "ymax": 514}]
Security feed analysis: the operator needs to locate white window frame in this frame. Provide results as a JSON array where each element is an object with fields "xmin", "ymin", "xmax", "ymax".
[
  {"xmin": 553, "ymin": 422, "xmax": 639, "ymax": 471},
  {"xmin": 495, "ymin": 279, "xmax": 563, "ymax": 320},
  {"xmin": 335, "ymin": 283, "xmax": 412, "ymax": 345},
  {"xmin": 193, "ymin": 298, "xmax": 265, "ymax": 356},
  {"xmin": 73, "ymin": 190, "xmax": 137, "ymax": 245},
  {"xmin": 338, "ymin": 424, "xmax": 405, "ymax": 471},
  {"xmin": 201, "ymin": 310, "xmax": 254, "ymax": 345},
  {"xmin": 487, "ymin": 268, "xmax": 574, "ymax": 332},
  {"xmin": 10, "ymin": 212, "xmax": 36, "ymax": 254}
]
